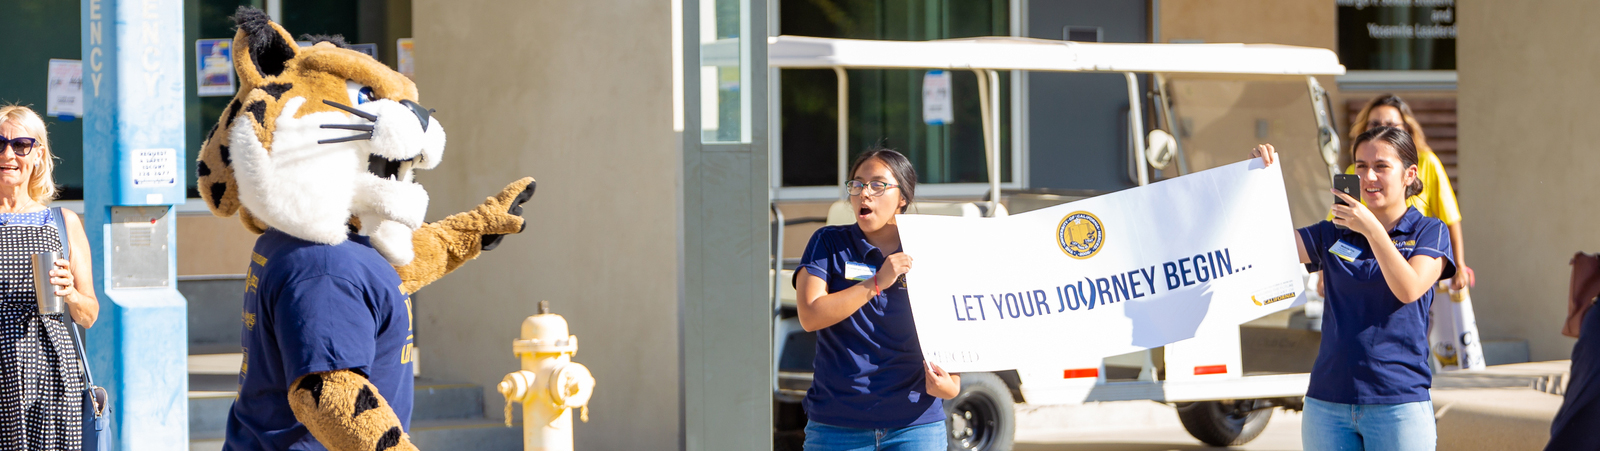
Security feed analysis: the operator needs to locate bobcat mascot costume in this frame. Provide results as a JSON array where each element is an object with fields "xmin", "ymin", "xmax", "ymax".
[{"xmin": 202, "ymin": 8, "xmax": 533, "ymax": 451}]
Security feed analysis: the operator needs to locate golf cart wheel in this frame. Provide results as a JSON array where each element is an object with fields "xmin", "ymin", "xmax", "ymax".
[
  {"xmin": 1175, "ymin": 399, "xmax": 1274, "ymax": 447},
  {"xmin": 945, "ymin": 372, "xmax": 1015, "ymax": 451}
]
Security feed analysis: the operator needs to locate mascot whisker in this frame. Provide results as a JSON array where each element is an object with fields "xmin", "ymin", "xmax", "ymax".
[{"xmin": 202, "ymin": 7, "xmax": 535, "ymax": 451}]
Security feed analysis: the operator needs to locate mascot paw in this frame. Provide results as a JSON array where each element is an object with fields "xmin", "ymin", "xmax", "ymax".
[
  {"xmin": 289, "ymin": 370, "xmax": 420, "ymax": 451},
  {"xmin": 367, "ymin": 220, "xmax": 417, "ymax": 266},
  {"xmin": 355, "ymin": 176, "xmax": 429, "ymax": 230},
  {"xmin": 481, "ymin": 177, "xmax": 536, "ymax": 251}
]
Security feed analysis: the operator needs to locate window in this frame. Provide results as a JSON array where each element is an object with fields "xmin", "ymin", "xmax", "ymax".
[
  {"xmin": 778, "ymin": 0, "xmax": 1011, "ymax": 191},
  {"xmin": 0, "ymin": 1, "xmax": 84, "ymax": 198},
  {"xmin": 1336, "ymin": 0, "xmax": 1456, "ymax": 71},
  {"xmin": 701, "ymin": 0, "xmax": 751, "ymax": 143}
]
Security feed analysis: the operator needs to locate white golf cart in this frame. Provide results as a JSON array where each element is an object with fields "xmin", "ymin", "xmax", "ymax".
[{"xmin": 764, "ymin": 35, "xmax": 1346, "ymax": 450}]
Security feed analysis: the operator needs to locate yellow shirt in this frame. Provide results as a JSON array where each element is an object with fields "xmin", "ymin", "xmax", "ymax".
[{"xmin": 1330, "ymin": 150, "xmax": 1461, "ymax": 225}]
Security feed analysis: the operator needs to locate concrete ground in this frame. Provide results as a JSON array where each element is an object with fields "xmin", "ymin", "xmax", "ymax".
[
  {"xmin": 1432, "ymin": 388, "xmax": 1561, "ymax": 451},
  {"xmin": 196, "ymin": 355, "xmax": 1568, "ymax": 450},
  {"xmin": 1015, "ymin": 361, "xmax": 1570, "ymax": 451},
  {"xmin": 1017, "ymin": 403, "xmax": 1303, "ymax": 451}
]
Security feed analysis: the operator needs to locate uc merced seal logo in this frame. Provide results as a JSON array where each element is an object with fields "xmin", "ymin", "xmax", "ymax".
[{"xmin": 1057, "ymin": 211, "xmax": 1104, "ymax": 259}]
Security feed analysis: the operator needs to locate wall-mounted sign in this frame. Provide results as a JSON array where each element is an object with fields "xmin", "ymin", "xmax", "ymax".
[
  {"xmin": 923, "ymin": 70, "xmax": 953, "ymax": 125},
  {"xmin": 131, "ymin": 148, "xmax": 178, "ymax": 187},
  {"xmin": 1337, "ymin": 0, "xmax": 1456, "ymax": 71},
  {"xmin": 46, "ymin": 59, "xmax": 83, "ymax": 118},
  {"xmin": 195, "ymin": 39, "xmax": 236, "ymax": 96}
]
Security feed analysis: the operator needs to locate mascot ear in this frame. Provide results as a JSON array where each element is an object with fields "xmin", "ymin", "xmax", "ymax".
[{"xmin": 231, "ymin": 6, "xmax": 299, "ymax": 83}]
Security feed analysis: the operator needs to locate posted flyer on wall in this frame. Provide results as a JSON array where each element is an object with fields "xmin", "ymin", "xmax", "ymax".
[
  {"xmin": 898, "ymin": 159, "xmax": 1306, "ymax": 373},
  {"xmin": 46, "ymin": 59, "xmax": 83, "ymax": 118},
  {"xmin": 195, "ymin": 39, "xmax": 236, "ymax": 96}
]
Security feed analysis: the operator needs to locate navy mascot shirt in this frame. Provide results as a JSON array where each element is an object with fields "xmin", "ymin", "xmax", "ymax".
[
  {"xmin": 225, "ymin": 229, "xmax": 416, "ymax": 451},
  {"xmin": 1298, "ymin": 207, "xmax": 1454, "ymax": 405},
  {"xmin": 795, "ymin": 224, "xmax": 943, "ymax": 428}
]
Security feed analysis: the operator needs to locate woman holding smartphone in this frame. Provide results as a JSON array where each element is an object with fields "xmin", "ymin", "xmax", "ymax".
[
  {"xmin": 1253, "ymin": 127, "xmax": 1454, "ymax": 451},
  {"xmin": 793, "ymin": 148, "xmax": 959, "ymax": 451},
  {"xmin": 1345, "ymin": 95, "xmax": 1473, "ymax": 291}
]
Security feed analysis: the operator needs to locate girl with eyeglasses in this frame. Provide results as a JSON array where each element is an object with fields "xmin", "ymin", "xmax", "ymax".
[
  {"xmin": 0, "ymin": 105, "xmax": 100, "ymax": 448},
  {"xmin": 793, "ymin": 148, "xmax": 958, "ymax": 451}
]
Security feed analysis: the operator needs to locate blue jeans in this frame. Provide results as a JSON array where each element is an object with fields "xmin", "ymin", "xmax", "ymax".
[
  {"xmin": 1303, "ymin": 397, "xmax": 1435, "ymax": 451},
  {"xmin": 803, "ymin": 420, "xmax": 947, "ymax": 451}
]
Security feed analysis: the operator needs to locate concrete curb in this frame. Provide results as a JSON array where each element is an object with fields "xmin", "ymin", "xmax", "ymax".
[
  {"xmin": 1431, "ymin": 360, "xmax": 1568, "ymax": 450},
  {"xmin": 1435, "ymin": 360, "xmax": 1570, "ymax": 394}
]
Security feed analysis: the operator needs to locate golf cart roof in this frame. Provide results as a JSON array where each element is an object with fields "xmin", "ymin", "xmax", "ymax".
[{"xmin": 767, "ymin": 35, "xmax": 1345, "ymax": 76}]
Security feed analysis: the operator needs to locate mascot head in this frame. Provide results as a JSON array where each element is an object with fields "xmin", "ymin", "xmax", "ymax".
[{"xmin": 198, "ymin": 7, "xmax": 442, "ymax": 265}]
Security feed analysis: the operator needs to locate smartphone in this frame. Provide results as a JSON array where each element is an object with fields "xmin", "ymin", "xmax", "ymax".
[
  {"xmin": 1332, "ymin": 174, "xmax": 1360, "ymax": 229},
  {"xmin": 1333, "ymin": 174, "xmax": 1360, "ymax": 206}
]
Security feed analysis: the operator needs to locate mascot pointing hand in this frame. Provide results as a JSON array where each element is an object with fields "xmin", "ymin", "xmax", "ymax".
[{"xmin": 202, "ymin": 8, "xmax": 534, "ymax": 451}]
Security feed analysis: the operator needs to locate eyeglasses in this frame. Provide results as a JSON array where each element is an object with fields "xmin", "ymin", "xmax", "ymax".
[
  {"xmin": 0, "ymin": 136, "xmax": 37, "ymax": 157},
  {"xmin": 845, "ymin": 180, "xmax": 899, "ymax": 197}
]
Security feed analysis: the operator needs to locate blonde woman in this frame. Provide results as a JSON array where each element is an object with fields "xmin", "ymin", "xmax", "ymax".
[
  {"xmin": 0, "ymin": 105, "xmax": 98, "ymax": 448},
  {"xmin": 1344, "ymin": 95, "xmax": 1472, "ymax": 291}
]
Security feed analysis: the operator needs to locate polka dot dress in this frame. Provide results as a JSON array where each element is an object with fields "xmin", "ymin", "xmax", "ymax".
[{"xmin": 0, "ymin": 210, "xmax": 84, "ymax": 449}]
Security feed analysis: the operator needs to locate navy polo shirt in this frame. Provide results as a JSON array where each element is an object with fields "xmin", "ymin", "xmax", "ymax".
[
  {"xmin": 1298, "ymin": 207, "xmax": 1455, "ymax": 405},
  {"xmin": 795, "ymin": 224, "xmax": 943, "ymax": 428},
  {"xmin": 226, "ymin": 229, "xmax": 415, "ymax": 451}
]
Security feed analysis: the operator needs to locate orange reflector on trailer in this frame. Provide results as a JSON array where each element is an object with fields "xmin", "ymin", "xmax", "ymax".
[
  {"xmin": 1062, "ymin": 368, "xmax": 1099, "ymax": 379},
  {"xmin": 1194, "ymin": 365, "xmax": 1228, "ymax": 375}
]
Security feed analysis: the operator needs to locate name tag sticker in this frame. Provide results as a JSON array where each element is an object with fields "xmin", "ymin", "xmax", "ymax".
[
  {"xmin": 845, "ymin": 262, "xmax": 876, "ymax": 281},
  {"xmin": 1329, "ymin": 240, "xmax": 1362, "ymax": 262}
]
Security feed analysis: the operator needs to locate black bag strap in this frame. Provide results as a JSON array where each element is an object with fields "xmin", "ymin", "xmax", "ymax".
[{"xmin": 50, "ymin": 207, "xmax": 95, "ymax": 386}]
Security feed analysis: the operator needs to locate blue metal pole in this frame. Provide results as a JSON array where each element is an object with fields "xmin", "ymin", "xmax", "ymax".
[{"xmin": 81, "ymin": 0, "xmax": 189, "ymax": 448}]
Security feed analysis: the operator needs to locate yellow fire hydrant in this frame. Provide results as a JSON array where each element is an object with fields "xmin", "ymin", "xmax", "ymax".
[{"xmin": 498, "ymin": 301, "xmax": 595, "ymax": 451}]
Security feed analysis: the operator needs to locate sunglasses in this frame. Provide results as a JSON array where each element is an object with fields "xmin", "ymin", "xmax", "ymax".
[{"xmin": 0, "ymin": 136, "xmax": 37, "ymax": 157}]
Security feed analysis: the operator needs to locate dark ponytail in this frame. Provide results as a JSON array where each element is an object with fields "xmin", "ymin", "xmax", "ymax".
[{"xmin": 1351, "ymin": 126, "xmax": 1423, "ymax": 198}]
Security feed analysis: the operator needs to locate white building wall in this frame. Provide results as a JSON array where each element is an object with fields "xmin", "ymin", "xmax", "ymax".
[
  {"xmin": 411, "ymin": 1, "xmax": 681, "ymax": 448},
  {"xmin": 1458, "ymin": 0, "xmax": 1600, "ymax": 362}
]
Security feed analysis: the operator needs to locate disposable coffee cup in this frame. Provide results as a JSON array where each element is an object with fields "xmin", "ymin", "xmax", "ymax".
[{"xmin": 32, "ymin": 252, "xmax": 64, "ymax": 315}]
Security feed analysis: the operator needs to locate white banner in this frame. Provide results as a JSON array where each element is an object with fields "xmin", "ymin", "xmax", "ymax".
[{"xmin": 899, "ymin": 159, "xmax": 1306, "ymax": 373}]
